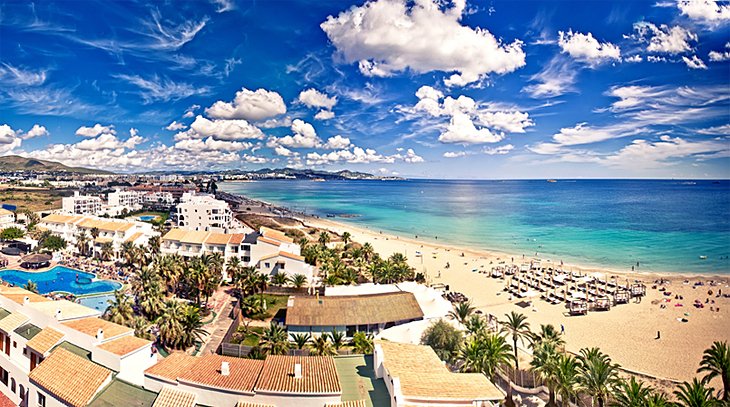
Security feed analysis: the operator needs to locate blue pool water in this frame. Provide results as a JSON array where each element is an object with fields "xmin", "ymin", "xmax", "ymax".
[
  {"xmin": 139, "ymin": 215, "xmax": 158, "ymax": 221},
  {"xmin": 77, "ymin": 293, "xmax": 115, "ymax": 313},
  {"xmin": 0, "ymin": 266, "xmax": 122, "ymax": 295},
  {"xmin": 220, "ymin": 179, "xmax": 730, "ymax": 274}
]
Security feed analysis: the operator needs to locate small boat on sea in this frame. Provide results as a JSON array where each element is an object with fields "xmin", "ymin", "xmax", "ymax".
[
  {"xmin": 326, "ymin": 214, "xmax": 336, "ymax": 218},
  {"xmin": 699, "ymin": 255, "xmax": 707, "ymax": 260},
  {"xmin": 547, "ymin": 179, "xmax": 557, "ymax": 183}
]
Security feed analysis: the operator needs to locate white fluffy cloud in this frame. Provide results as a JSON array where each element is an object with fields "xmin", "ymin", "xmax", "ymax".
[
  {"xmin": 306, "ymin": 146, "xmax": 423, "ymax": 165},
  {"xmin": 268, "ymin": 119, "xmax": 322, "ymax": 148},
  {"xmin": 298, "ymin": 88, "xmax": 337, "ymax": 110},
  {"xmin": 677, "ymin": 0, "xmax": 730, "ymax": 25},
  {"xmin": 24, "ymin": 124, "xmax": 49, "ymax": 139},
  {"xmin": 0, "ymin": 124, "xmax": 22, "ymax": 154},
  {"xmin": 604, "ymin": 135, "xmax": 730, "ymax": 168},
  {"xmin": 522, "ymin": 56, "xmax": 577, "ymax": 98},
  {"xmin": 76, "ymin": 123, "xmax": 116, "ymax": 137},
  {"xmin": 558, "ymin": 30, "xmax": 621, "ymax": 64},
  {"xmin": 205, "ymin": 88, "xmax": 286, "ymax": 120},
  {"xmin": 407, "ymin": 85, "xmax": 533, "ymax": 144},
  {"xmin": 314, "ymin": 110, "xmax": 335, "ymax": 120},
  {"xmin": 682, "ymin": 54, "xmax": 708, "ymax": 69},
  {"xmin": 320, "ymin": 0, "xmax": 526, "ymax": 86},
  {"xmin": 175, "ymin": 137, "xmax": 251, "ymax": 152},
  {"xmin": 708, "ymin": 43, "xmax": 730, "ymax": 61},
  {"xmin": 633, "ymin": 22, "xmax": 697, "ymax": 54},
  {"xmin": 322, "ymin": 135, "xmax": 352, "ymax": 149},
  {"xmin": 166, "ymin": 121, "xmax": 187, "ymax": 131},
  {"xmin": 174, "ymin": 115, "xmax": 265, "ymax": 141}
]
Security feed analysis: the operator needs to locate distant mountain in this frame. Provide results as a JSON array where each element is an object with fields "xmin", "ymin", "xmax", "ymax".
[
  {"xmin": 223, "ymin": 168, "xmax": 403, "ymax": 180},
  {"xmin": 0, "ymin": 155, "xmax": 112, "ymax": 174}
]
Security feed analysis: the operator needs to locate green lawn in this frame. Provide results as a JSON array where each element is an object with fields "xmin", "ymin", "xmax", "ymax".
[
  {"xmin": 231, "ymin": 326, "xmax": 263, "ymax": 346},
  {"xmin": 245, "ymin": 293, "xmax": 288, "ymax": 320}
]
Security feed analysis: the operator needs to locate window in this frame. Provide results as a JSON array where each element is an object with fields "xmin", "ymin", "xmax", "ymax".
[
  {"xmin": 264, "ymin": 262, "xmax": 270, "ymax": 268},
  {"xmin": 278, "ymin": 262, "xmax": 285, "ymax": 270},
  {"xmin": 37, "ymin": 392, "xmax": 46, "ymax": 407},
  {"xmin": 243, "ymin": 256, "xmax": 250, "ymax": 262},
  {"xmin": 0, "ymin": 367, "xmax": 7, "ymax": 385},
  {"xmin": 19, "ymin": 384, "xmax": 24, "ymax": 400},
  {"xmin": 243, "ymin": 245, "xmax": 250, "ymax": 251},
  {"xmin": 10, "ymin": 378, "xmax": 15, "ymax": 393}
]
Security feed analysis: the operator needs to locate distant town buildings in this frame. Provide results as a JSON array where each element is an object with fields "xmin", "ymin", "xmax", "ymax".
[{"xmin": 0, "ymin": 209, "xmax": 15, "ymax": 229}]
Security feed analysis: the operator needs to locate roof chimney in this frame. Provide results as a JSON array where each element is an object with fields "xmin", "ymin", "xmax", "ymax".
[
  {"xmin": 23, "ymin": 296, "xmax": 30, "ymax": 306},
  {"xmin": 221, "ymin": 361, "xmax": 230, "ymax": 376},
  {"xmin": 96, "ymin": 328, "xmax": 104, "ymax": 341},
  {"xmin": 55, "ymin": 309, "xmax": 62, "ymax": 320},
  {"xmin": 287, "ymin": 296, "xmax": 295, "ymax": 308},
  {"xmin": 294, "ymin": 363, "xmax": 302, "ymax": 379}
]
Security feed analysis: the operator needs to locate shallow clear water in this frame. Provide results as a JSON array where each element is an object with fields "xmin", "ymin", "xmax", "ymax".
[
  {"xmin": 0, "ymin": 266, "xmax": 122, "ymax": 295},
  {"xmin": 76, "ymin": 293, "xmax": 115, "ymax": 313},
  {"xmin": 221, "ymin": 179, "xmax": 730, "ymax": 274}
]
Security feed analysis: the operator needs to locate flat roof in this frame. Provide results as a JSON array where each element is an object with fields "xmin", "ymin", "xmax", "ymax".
[
  {"xmin": 334, "ymin": 355, "xmax": 390, "ymax": 407},
  {"xmin": 376, "ymin": 340, "xmax": 503, "ymax": 401},
  {"xmin": 29, "ymin": 298, "xmax": 101, "ymax": 320},
  {"xmin": 285, "ymin": 292, "xmax": 424, "ymax": 327},
  {"xmin": 88, "ymin": 379, "xmax": 157, "ymax": 407},
  {"xmin": 255, "ymin": 355, "xmax": 341, "ymax": 395},
  {"xmin": 29, "ymin": 347, "xmax": 112, "ymax": 407},
  {"xmin": 14, "ymin": 322, "xmax": 41, "ymax": 340}
]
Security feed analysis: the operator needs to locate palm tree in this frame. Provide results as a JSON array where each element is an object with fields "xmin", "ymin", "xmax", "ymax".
[
  {"xmin": 531, "ymin": 341, "xmax": 560, "ymax": 406},
  {"xmin": 89, "ymin": 227, "xmax": 100, "ymax": 240},
  {"xmin": 610, "ymin": 377, "xmax": 654, "ymax": 407},
  {"xmin": 271, "ymin": 272, "xmax": 290, "ymax": 286},
  {"xmin": 156, "ymin": 300, "xmax": 184, "ymax": 349},
  {"xmin": 179, "ymin": 304, "xmax": 207, "ymax": 348},
  {"xmin": 448, "ymin": 301, "xmax": 476, "ymax": 325},
  {"xmin": 645, "ymin": 393, "xmax": 670, "ymax": 407},
  {"xmin": 100, "ymin": 241, "xmax": 114, "ymax": 261},
  {"xmin": 351, "ymin": 331, "xmax": 374, "ymax": 354},
  {"xmin": 361, "ymin": 242, "xmax": 375, "ymax": 262},
  {"xmin": 75, "ymin": 231, "xmax": 89, "ymax": 257},
  {"xmin": 104, "ymin": 290, "xmax": 134, "ymax": 325},
  {"xmin": 290, "ymin": 273, "xmax": 307, "ymax": 288},
  {"xmin": 533, "ymin": 324, "xmax": 565, "ymax": 348},
  {"xmin": 554, "ymin": 354, "xmax": 579, "ymax": 407},
  {"xmin": 318, "ymin": 231, "xmax": 330, "ymax": 247},
  {"xmin": 673, "ymin": 378, "xmax": 717, "ymax": 407},
  {"xmin": 290, "ymin": 333, "xmax": 312, "ymax": 350},
  {"xmin": 577, "ymin": 347, "xmax": 620, "ymax": 407},
  {"xmin": 310, "ymin": 335, "xmax": 336, "ymax": 356},
  {"xmin": 465, "ymin": 314, "xmax": 487, "ymax": 337},
  {"xmin": 120, "ymin": 241, "xmax": 136, "ymax": 266},
  {"xmin": 130, "ymin": 316, "xmax": 151, "ymax": 340},
  {"xmin": 459, "ymin": 333, "xmax": 515, "ymax": 381},
  {"xmin": 342, "ymin": 231, "xmax": 351, "ymax": 246},
  {"xmin": 697, "ymin": 341, "xmax": 729, "ymax": 401},
  {"xmin": 500, "ymin": 311, "xmax": 532, "ymax": 371},
  {"xmin": 23, "ymin": 280, "xmax": 39, "ymax": 294},
  {"xmin": 259, "ymin": 322, "xmax": 290, "ymax": 356},
  {"xmin": 326, "ymin": 329, "xmax": 346, "ymax": 352}
]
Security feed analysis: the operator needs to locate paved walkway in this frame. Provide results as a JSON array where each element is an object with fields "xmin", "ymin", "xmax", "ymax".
[{"xmin": 199, "ymin": 288, "xmax": 235, "ymax": 355}]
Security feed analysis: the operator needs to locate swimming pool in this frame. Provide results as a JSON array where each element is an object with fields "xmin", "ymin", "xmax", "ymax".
[
  {"xmin": 77, "ymin": 293, "xmax": 115, "ymax": 313},
  {"xmin": 0, "ymin": 266, "xmax": 122, "ymax": 295},
  {"xmin": 139, "ymin": 215, "xmax": 158, "ymax": 222}
]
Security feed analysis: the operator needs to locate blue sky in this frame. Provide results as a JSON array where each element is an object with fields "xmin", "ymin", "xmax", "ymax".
[{"xmin": 0, "ymin": 0, "xmax": 728, "ymax": 178}]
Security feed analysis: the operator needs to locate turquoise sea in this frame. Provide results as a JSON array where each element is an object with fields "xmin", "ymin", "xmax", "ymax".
[{"xmin": 220, "ymin": 179, "xmax": 730, "ymax": 275}]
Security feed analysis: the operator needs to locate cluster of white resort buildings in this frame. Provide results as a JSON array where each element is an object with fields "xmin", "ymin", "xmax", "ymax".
[
  {"xmin": 62, "ymin": 189, "xmax": 175, "ymax": 217},
  {"xmin": 0, "ymin": 284, "xmax": 501, "ymax": 407}
]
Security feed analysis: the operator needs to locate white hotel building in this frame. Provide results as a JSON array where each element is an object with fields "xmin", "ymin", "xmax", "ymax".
[
  {"xmin": 176, "ymin": 192, "xmax": 238, "ymax": 233},
  {"xmin": 39, "ymin": 214, "xmax": 159, "ymax": 258},
  {"xmin": 161, "ymin": 226, "xmax": 315, "ymax": 282},
  {"xmin": 0, "ymin": 286, "xmax": 366, "ymax": 407},
  {"xmin": 61, "ymin": 192, "xmax": 102, "ymax": 216}
]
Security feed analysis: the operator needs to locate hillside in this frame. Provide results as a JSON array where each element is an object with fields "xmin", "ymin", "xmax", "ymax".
[{"xmin": 0, "ymin": 155, "xmax": 112, "ymax": 174}]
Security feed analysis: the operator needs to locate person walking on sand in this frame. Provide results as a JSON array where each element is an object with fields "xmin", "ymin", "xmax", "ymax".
[{"xmin": 561, "ymin": 324, "xmax": 565, "ymax": 334}]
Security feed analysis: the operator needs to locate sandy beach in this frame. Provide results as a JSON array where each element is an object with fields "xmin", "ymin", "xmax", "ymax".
[{"xmin": 305, "ymin": 216, "xmax": 730, "ymax": 388}]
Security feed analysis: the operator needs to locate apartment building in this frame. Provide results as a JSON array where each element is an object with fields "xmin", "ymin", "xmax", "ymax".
[
  {"xmin": 161, "ymin": 226, "xmax": 314, "ymax": 282},
  {"xmin": 176, "ymin": 192, "xmax": 234, "ymax": 233},
  {"xmin": 61, "ymin": 192, "xmax": 102, "ymax": 216},
  {"xmin": 0, "ymin": 209, "xmax": 15, "ymax": 229},
  {"xmin": 39, "ymin": 214, "xmax": 159, "ymax": 259}
]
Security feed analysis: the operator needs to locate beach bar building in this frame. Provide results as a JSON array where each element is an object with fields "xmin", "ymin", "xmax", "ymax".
[
  {"xmin": 374, "ymin": 340, "xmax": 503, "ymax": 407},
  {"xmin": 285, "ymin": 292, "xmax": 424, "ymax": 338}
]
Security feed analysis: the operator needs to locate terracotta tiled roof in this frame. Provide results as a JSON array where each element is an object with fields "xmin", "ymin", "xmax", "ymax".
[
  {"xmin": 205, "ymin": 232, "xmax": 231, "ymax": 245},
  {"xmin": 26, "ymin": 327, "xmax": 64, "ymax": 355},
  {"xmin": 180, "ymin": 231, "xmax": 210, "ymax": 244},
  {"xmin": 94, "ymin": 236, "xmax": 114, "ymax": 244},
  {"xmin": 229, "ymin": 233, "xmax": 245, "ymax": 245},
  {"xmin": 285, "ymin": 292, "xmax": 423, "ymax": 327},
  {"xmin": 0, "ymin": 209, "xmax": 13, "ymax": 217},
  {"xmin": 235, "ymin": 403, "xmax": 275, "ymax": 407},
  {"xmin": 125, "ymin": 232, "xmax": 144, "ymax": 243},
  {"xmin": 162, "ymin": 229, "xmax": 187, "ymax": 241},
  {"xmin": 144, "ymin": 352, "xmax": 198, "ymax": 382},
  {"xmin": 29, "ymin": 348, "xmax": 112, "ymax": 407},
  {"xmin": 260, "ymin": 227, "xmax": 294, "ymax": 243},
  {"xmin": 151, "ymin": 386, "xmax": 197, "ymax": 407},
  {"xmin": 278, "ymin": 251, "xmax": 305, "ymax": 261},
  {"xmin": 0, "ymin": 312, "xmax": 29, "ymax": 333},
  {"xmin": 257, "ymin": 236, "xmax": 281, "ymax": 246},
  {"xmin": 255, "ymin": 355, "xmax": 341, "ymax": 395},
  {"xmin": 376, "ymin": 340, "xmax": 503, "ymax": 401},
  {"xmin": 41, "ymin": 213, "xmax": 80, "ymax": 224},
  {"xmin": 97, "ymin": 335, "xmax": 151, "ymax": 356},
  {"xmin": 0, "ymin": 286, "xmax": 51, "ymax": 304},
  {"xmin": 177, "ymin": 355, "xmax": 263, "ymax": 394},
  {"xmin": 62, "ymin": 317, "xmax": 132, "ymax": 339}
]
